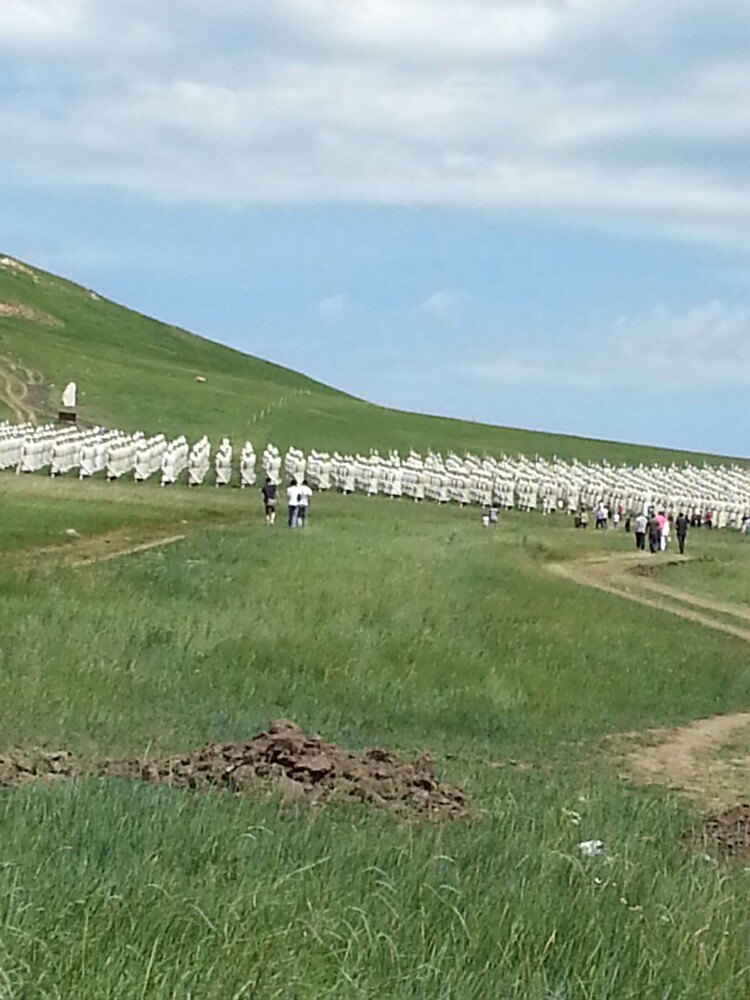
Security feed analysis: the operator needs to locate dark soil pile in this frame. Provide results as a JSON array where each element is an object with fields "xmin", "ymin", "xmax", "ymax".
[
  {"xmin": 689, "ymin": 803, "xmax": 750, "ymax": 860},
  {"xmin": 0, "ymin": 721, "xmax": 471, "ymax": 821},
  {"xmin": 0, "ymin": 748, "xmax": 79, "ymax": 787}
]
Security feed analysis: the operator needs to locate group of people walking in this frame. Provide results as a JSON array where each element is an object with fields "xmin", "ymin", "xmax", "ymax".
[
  {"xmin": 576, "ymin": 502, "xmax": 692, "ymax": 554},
  {"xmin": 260, "ymin": 477, "xmax": 312, "ymax": 527},
  {"xmin": 632, "ymin": 511, "xmax": 689, "ymax": 554}
]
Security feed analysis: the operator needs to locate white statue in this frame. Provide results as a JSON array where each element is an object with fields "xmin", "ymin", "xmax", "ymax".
[{"xmin": 62, "ymin": 382, "xmax": 77, "ymax": 408}]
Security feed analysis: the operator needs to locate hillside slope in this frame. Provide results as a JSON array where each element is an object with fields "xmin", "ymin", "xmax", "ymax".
[{"xmin": 0, "ymin": 254, "xmax": 739, "ymax": 465}]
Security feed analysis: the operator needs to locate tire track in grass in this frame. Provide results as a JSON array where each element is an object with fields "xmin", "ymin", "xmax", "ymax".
[
  {"xmin": 548, "ymin": 551, "xmax": 750, "ymax": 804},
  {"xmin": 68, "ymin": 532, "xmax": 187, "ymax": 567},
  {"xmin": 0, "ymin": 357, "xmax": 35, "ymax": 422},
  {"xmin": 548, "ymin": 552, "xmax": 750, "ymax": 644}
]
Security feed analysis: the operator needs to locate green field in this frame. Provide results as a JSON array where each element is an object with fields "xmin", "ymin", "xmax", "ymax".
[
  {"xmin": 2, "ymin": 255, "xmax": 750, "ymax": 997},
  {"xmin": 658, "ymin": 533, "xmax": 750, "ymax": 608},
  {"xmin": 0, "ymin": 486, "xmax": 748, "ymax": 997}
]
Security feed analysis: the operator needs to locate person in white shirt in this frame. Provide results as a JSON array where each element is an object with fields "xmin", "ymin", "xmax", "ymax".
[
  {"xmin": 297, "ymin": 479, "xmax": 313, "ymax": 526},
  {"xmin": 634, "ymin": 512, "xmax": 648, "ymax": 550},
  {"xmin": 287, "ymin": 479, "xmax": 300, "ymax": 527}
]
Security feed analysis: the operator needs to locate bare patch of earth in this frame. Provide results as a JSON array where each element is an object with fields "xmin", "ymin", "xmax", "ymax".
[
  {"xmin": 618, "ymin": 712, "xmax": 750, "ymax": 809},
  {"xmin": 0, "ymin": 257, "xmax": 39, "ymax": 281},
  {"xmin": 0, "ymin": 720, "xmax": 471, "ymax": 822},
  {"xmin": 0, "ymin": 354, "xmax": 48, "ymax": 421},
  {"xmin": 615, "ymin": 713, "xmax": 750, "ymax": 861},
  {"xmin": 0, "ymin": 301, "xmax": 62, "ymax": 328}
]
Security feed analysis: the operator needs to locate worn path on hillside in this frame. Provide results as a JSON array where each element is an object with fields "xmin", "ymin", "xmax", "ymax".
[
  {"xmin": 0, "ymin": 355, "xmax": 37, "ymax": 422},
  {"xmin": 0, "ymin": 352, "xmax": 46, "ymax": 422},
  {"xmin": 548, "ymin": 550, "xmax": 750, "ymax": 643}
]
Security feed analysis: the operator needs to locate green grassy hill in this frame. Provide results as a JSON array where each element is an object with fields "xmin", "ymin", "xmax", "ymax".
[{"xmin": 0, "ymin": 253, "xmax": 741, "ymax": 465}]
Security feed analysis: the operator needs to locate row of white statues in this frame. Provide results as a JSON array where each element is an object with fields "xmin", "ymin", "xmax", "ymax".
[{"xmin": 1, "ymin": 421, "xmax": 749, "ymax": 528}]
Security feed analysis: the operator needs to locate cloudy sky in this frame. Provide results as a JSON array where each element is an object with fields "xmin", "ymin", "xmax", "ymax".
[{"xmin": 1, "ymin": 0, "xmax": 749, "ymax": 455}]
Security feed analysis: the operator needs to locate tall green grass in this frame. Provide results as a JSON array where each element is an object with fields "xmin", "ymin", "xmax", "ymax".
[{"xmin": 1, "ymin": 496, "xmax": 750, "ymax": 995}]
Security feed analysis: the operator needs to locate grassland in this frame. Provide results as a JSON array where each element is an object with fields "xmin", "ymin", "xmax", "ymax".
[
  {"xmin": 1, "ymin": 252, "xmax": 745, "ymax": 466},
  {"xmin": 0, "ymin": 484, "xmax": 750, "ymax": 998},
  {"xmin": 658, "ymin": 532, "xmax": 750, "ymax": 607},
  {"xmin": 2, "ymin": 254, "xmax": 750, "ymax": 996}
]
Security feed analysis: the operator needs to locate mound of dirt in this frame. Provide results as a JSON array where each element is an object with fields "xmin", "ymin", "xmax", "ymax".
[
  {"xmin": 0, "ymin": 748, "xmax": 78, "ymax": 787},
  {"xmin": 0, "ymin": 721, "xmax": 471, "ymax": 821},
  {"xmin": 688, "ymin": 803, "xmax": 750, "ymax": 861}
]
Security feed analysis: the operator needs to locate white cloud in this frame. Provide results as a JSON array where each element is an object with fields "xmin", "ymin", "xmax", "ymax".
[
  {"xmin": 462, "ymin": 301, "xmax": 750, "ymax": 391},
  {"xmin": 0, "ymin": 0, "xmax": 91, "ymax": 50},
  {"xmin": 317, "ymin": 293, "xmax": 347, "ymax": 322},
  {"xmin": 266, "ymin": 0, "xmax": 560, "ymax": 62},
  {"xmin": 1, "ymin": 1, "xmax": 749, "ymax": 246},
  {"xmin": 420, "ymin": 291, "xmax": 460, "ymax": 323}
]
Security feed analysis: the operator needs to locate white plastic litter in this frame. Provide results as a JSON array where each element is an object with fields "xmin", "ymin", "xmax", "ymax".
[{"xmin": 579, "ymin": 839, "xmax": 604, "ymax": 857}]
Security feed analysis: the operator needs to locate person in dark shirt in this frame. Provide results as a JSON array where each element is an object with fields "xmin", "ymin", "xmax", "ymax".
[
  {"xmin": 676, "ymin": 512, "xmax": 689, "ymax": 555},
  {"xmin": 261, "ymin": 478, "xmax": 277, "ymax": 525},
  {"xmin": 648, "ymin": 514, "xmax": 661, "ymax": 553}
]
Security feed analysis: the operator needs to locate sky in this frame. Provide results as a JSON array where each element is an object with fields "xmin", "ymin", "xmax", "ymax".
[{"xmin": 1, "ymin": 1, "xmax": 749, "ymax": 456}]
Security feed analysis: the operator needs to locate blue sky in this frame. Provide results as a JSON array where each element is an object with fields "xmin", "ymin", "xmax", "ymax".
[{"xmin": 1, "ymin": 1, "xmax": 749, "ymax": 455}]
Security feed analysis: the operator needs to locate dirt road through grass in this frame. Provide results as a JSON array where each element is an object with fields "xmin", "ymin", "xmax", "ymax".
[
  {"xmin": 550, "ymin": 549, "xmax": 750, "ymax": 804},
  {"xmin": 549, "ymin": 550, "xmax": 750, "ymax": 644}
]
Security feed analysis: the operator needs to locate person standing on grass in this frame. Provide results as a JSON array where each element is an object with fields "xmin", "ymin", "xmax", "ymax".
[
  {"xmin": 648, "ymin": 513, "xmax": 661, "ymax": 553},
  {"xmin": 595, "ymin": 503, "xmax": 607, "ymax": 530},
  {"xmin": 580, "ymin": 509, "xmax": 589, "ymax": 529},
  {"xmin": 634, "ymin": 511, "xmax": 647, "ymax": 551},
  {"xmin": 297, "ymin": 479, "xmax": 312, "ymax": 527},
  {"xmin": 661, "ymin": 516, "xmax": 671, "ymax": 551},
  {"xmin": 261, "ymin": 477, "xmax": 277, "ymax": 525},
  {"xmin": 676, "ymin": 512, "xmax": 689, "ymax": 555},
  {"xmin": 287, "ymin": 478, "xmax": 300, "ymax": 527}
]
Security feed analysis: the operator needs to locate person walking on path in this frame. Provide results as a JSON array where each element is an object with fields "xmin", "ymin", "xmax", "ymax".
[
  {"xmin": 261, "ymin": 478, "xmax": 277, "ymax": 525},
  {"xmin": 634, "ymin": 511, "xmax": 647, "ymax": 551},
  {"xmin": 297, "ymin": 479, "xmax": 312, "ymax": 527},
  {"xmin": 287, "ymin": 478, "xmax": 300, "ymax": 527},
  {"xmin": 676, "ymin": 512, "xmax": 689, "ymax": 555},
  {"xmin": 648, "ymin": 513, "xmax": 662, "ymax": 553}
]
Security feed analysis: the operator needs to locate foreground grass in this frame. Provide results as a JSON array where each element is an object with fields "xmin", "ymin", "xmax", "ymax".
[
  {"xmin": 2, "ymin": 777, "xmax": 748, "ymax": 999},
  {"xmin": 0, "ymin": 495, "xmax": 750, "ymax": 996}
]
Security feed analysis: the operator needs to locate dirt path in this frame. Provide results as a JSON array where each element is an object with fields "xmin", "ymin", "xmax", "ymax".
[
  {"xmin": 0, "ymin": 354, "xmax": 45, "ymax": 422},
  {"xmin": 548, "ymin": 551, "xmax": 750, "ymax": 644},
  {"xmin": 617, "ymin": 712, "xmax": 750, "ymax": 808},
  {"xmin": 549, "ymin": 550, "xmax": 750, "ymax": 804},
  {"xmin": 68, "ymin": 532, "xmax": 187, "ymax": 568},
  {"xmin": 0, "ymin": 358, "xmax": 35, "ymax": 422}
]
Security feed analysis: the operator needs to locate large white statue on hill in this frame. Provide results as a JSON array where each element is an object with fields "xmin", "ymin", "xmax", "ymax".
[{"xmin": 61, "ymin": 382, "xmax": 77, "ymax": 408}]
